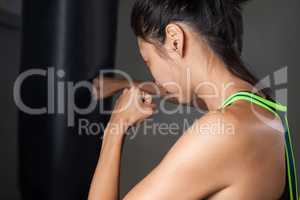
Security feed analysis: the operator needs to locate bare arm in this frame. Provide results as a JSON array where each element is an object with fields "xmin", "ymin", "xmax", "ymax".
[
  {"xmin": 92, "ymin": 76, "xmax": 205, "ymax": 108},
  {"xmin": 122, "ymin": 112, "xmax": 241, "ymax": 199},
  {"xmin": 88, "ymin": 120, "xmax": 127, "ymax": 200},
  {"xmin": 88, "ymin": 90, "xmax": 244, "ymax": 200},
  {"xmin": 93, "ymin": 76, "xmax": 169, "ymax": 97},
  {"xmin": 88, "ymin": 87, "xmax": 156, "ymax": 200}
]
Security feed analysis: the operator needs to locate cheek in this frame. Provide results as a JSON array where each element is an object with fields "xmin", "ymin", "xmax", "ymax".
[
  {"xmin": 147, "ymin": 53, "xmax": 167, "ymax": 79},
  {"xmin": 149, "ymin": 61, "xmax": 192, "ymax": 103},
  {"xmin": 146, "ymin": 47, "xmax": 181, "ymax": 93},
  {"xmin": 149, "ymin": 64, "xmax": 170, "ymax": 83},
  {"xmin": 148, "ymin": 59, "xmax": 175, "ymax": 87},
  {"xmin": 150, "ymin": 67, "xmax": 181, "ymax": 94}
]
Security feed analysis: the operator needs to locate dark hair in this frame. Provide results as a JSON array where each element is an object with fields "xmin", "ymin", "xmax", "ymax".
[{"xmin": 131, "ymin": 0, "xmax": 273, "ymax": 99}]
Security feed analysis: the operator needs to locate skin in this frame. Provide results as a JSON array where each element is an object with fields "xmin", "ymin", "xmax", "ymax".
[{"xmin": 88, "ymin": 22, "xmax": 286, "ymax": 199}]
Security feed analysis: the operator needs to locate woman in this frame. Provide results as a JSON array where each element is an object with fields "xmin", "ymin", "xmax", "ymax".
[{"xmin": 88, "ymin": 0, "xmax": 298, "ymax": 199}]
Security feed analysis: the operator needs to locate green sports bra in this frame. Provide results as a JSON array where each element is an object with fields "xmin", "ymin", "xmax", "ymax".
[{"xmin": 220, "ymin": 91, "xmax": 298, "ymax": 200}]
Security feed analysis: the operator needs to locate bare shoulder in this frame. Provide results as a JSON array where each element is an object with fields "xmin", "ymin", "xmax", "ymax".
[
  {"xmin": 123, "ymin": 111, "xmax": 252, "ymax": 199},
  {"xmin": 160, "ymin": 110, "xmax": 253, "ymax": 184},
  {"xmin": 178, "ymin": 105, "xmax": 286, "ymax": 197},
  {"xmin": 123, "ymin": 105, "xmax": 285, "ymax": 199},
  {"xmin": 167, "ymin": 104, "xmax": 285, "ymax": 183},
  {"xmin": 208, "ymin": 102, "xmax": 286, "ymax": 198},
  {"xmin": 178, "ymin": 110, "xmax": 246, "ymax": 151}
]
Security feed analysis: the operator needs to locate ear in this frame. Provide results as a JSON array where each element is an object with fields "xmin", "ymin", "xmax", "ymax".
[{"xmin": 164, "ymin": 23, "xmax": 185, "ymax": 58}]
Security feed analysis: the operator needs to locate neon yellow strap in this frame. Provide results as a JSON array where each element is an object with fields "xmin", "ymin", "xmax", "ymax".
[{"xmin": 221, "ymin": 91, "xmax": 287, "ymax": 112}]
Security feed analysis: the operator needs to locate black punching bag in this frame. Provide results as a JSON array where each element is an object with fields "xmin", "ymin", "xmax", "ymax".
[{"xmin": 18, "ymin": 0, "xmax": 119, "ymax": 199}]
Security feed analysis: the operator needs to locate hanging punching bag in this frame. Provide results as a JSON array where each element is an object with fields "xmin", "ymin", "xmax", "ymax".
[{"xmin": 18, "ymin": 0, "xmax": 119, "ymax": 199}]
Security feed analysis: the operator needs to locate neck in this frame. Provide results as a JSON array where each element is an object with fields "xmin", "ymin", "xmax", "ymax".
[{"xmin": 190, "ymin": 55, "xmax": 254, "ymax": 111}]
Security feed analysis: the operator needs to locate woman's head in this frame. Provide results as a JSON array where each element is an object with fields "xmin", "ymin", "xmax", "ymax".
[{"xmin": 131, "ymin": 0, "xmax": 268, "ymax": 103}]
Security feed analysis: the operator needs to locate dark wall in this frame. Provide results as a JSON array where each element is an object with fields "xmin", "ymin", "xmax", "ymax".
[
  {"xmin": 0, "ymin": 0, "xmax": 21, "ymax": 14},
  {"xmin": 0, "ymin": 26, "xmax": 21, "ymax": 199},
  {"xmin": 0, "ymin": 1, "xmax": 21, "ymax": 198}
]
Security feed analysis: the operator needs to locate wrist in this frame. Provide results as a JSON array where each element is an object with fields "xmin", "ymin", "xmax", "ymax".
[{"xmin": 107, "ymin": 117, "xmax": 130, "ymax": 135}]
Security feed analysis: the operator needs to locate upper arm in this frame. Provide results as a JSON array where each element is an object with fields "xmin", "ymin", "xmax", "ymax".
[{"xmin": 123, "ymin": 112, "xmax": 243, "ymax": 200}]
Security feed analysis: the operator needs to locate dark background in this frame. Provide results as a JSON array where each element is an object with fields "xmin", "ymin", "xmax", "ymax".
[{"xmin": 0, "ymin": 0, "xmax": 299, "ymax": 199}]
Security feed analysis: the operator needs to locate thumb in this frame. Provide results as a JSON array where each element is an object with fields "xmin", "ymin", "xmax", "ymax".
[{"xmin": 141, "ymin": 103, "xmax": 156, "ymax": 116}]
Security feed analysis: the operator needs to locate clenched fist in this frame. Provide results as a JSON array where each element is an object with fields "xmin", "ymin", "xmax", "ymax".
[{"xmin": 110, "ymin": 87, "xmax": 156, "ymax": 128}]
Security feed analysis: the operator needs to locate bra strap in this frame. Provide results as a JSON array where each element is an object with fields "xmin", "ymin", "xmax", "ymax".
[{"xmin": 221, "ymin": 91, "xmax": 287, "ymax": 112}]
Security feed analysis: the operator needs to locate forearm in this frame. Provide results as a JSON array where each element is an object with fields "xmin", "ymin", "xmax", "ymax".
[
  {"xmin": 88, "ymin": 121, "xmax": 128, "ymax": 200},
  {"xmin": 95, "ymin": 76, "xmax": 199, "ymax": 107}
]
